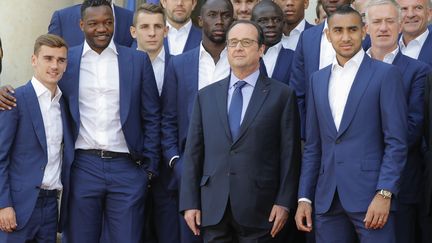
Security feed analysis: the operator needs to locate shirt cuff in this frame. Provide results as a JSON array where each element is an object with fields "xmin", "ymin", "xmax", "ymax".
[
  {"xmin": 298, "ymin": 198, "xmax": 312, "ymax": 204},
  {"xmin": 169, "ymin": 155, "xmax": 179, "ymax": 168}
]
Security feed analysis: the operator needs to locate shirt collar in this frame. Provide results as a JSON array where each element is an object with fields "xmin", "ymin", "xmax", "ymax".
[
  {"xmin": 199, "ymin": 42, "xmax": 228, "ymax": 60},
  {"xmin": 399, "ymin": 28, "xmax": 429, "ymax": 48},
  {"xmin": 167, "ymin": 19, "xmax": 192, "ymax": 33},
  {"xmin": 292, "ymin": 19, "xmax": 306, "ymax": 36},
  {"xmin": 154, "ymin": 46, "xmax": 166, "ymax": 63},
  {"xmin": 322, "ymin": 21, "xmax": 328, "ymax": 34},
  {"xmin": 365, "ymin": 46, "xmax": 399, "ymax": 64},
  {"xmin": 332, "ymin": 48, "xmax": 365, "ymax": 70},
  {"xmin": 229, "ymin": 69, "xmax": 260, "ymax": 89},
  {"xmin": 265, "ymin": 42, "xmax": 283, "ymax": 57},
  {"xmin": 82, "ymin": 39, "xmax": 118, "ymax": 57},
  {"xmin": 31, "ymin": 76, "xmax": 62, "ymax": 102}
]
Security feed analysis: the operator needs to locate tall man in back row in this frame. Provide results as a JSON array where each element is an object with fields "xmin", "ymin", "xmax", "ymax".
[
  {"xmin": 180, "ymin": 20, "xmax": 301, "ymax": 242},
  {"xmin": 295, "ymin": 6, "xmax": 407, "ymax": 243}
]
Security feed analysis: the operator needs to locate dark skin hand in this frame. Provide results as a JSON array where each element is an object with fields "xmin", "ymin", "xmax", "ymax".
[{"xmin": 0, "ymin": 85, "xmax": 16, "ymax": 110}]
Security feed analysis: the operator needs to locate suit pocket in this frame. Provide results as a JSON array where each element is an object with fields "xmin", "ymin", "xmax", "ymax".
[
  {"xmin": 361, "ymin": 160, "xmax": 381, "ymax": 171},
  {"xmin": 200, "ymin": 175, "xmax": 210, "ymax": 187}
]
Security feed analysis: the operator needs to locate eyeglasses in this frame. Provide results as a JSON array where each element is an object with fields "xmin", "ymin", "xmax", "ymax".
[{"xmin": 226, "ymin": 38, "xmax": 258, "ymax": 48}]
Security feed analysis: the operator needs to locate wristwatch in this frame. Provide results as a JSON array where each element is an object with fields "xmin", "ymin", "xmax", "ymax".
[{"xmin": 377, "ymin": 189, "xmax": 392, "ymax": 199}]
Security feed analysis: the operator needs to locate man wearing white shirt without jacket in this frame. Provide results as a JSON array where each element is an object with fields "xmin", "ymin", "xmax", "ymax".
[
  {"xmin": 160, "ymin": 0, "xmax": 201, "ymax": 55},
  {"xmin": 0, "ymin": 34, "xmax": 74, "ymax": 243}
]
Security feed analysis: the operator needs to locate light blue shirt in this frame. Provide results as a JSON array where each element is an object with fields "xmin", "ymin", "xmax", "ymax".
[{"xmin": 227, "ymin": 69, "xmax": 260, "ymax": 123}]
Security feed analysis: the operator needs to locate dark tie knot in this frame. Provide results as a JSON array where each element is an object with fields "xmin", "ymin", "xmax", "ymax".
[{"xmin": 235, "ymin": 81, "xmax": 247, "ymax": 90}]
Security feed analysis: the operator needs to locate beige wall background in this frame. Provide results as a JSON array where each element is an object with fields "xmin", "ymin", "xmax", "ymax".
[{"xmin": 0, "ymin": 0, "xmax": 317, "ymax": 88}]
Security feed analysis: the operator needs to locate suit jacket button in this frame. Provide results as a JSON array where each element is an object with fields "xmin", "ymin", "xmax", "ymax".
[
  {"xmin": 335, "ymin": 139, "xmax": 341, "ymax": 144},
  {"xmin": 41, "ymin": 166, "xmax": 45, "ymax": 170}
]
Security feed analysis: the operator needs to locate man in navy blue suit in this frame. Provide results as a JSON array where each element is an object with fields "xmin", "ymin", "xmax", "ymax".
[
  {"xmin": 161, "ymin": 1, "xmax": 234, "ymax": 242},
  {"xmin": 0, "ymin": 34, "xmax": 74, "ymax": 243},
  {"xmin": 365, "ymin": 1, "xmax": 432, "ymax": 242},
  {"xmin": 180, "ymin": 19, "xmax": 301, "ymax": 242},
  {"xmin": 160, "ymin": 0, "xmax": 201, "ymax": 55},
  {"xmin": 295, "ymin": 6, "xmax": 407, "ymax": 242},
  {"xmin": 48, "ymin": 0, "xmax": 134, "ymax": 47},
  {"xmin": 274, "ymin": 0, "xmax": 313, "ymax": 50},
  {"xmin": 397, "ymin": 0, "xmax": 432, "ymax": 66},
  {"xmin": 252, "ymin": 0, "xmax": 295, "ymax": 86},
  {"xmin": 289, "ymin": 0, "xmax": 353, "ymax": 139},
  {"xmin": 0, "ymin": 1, "xmax": 161, "ymax": 242}
]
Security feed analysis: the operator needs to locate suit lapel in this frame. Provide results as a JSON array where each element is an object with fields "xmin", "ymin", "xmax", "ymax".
[
  {"xmin": 163, "ymin": 38, "xmax": 170, "ymax": 55},
  {"xmin": 24, "ymin": 82, "xmax": 47, "ymax": 155},
  {"xmin": 418, "ymin": 31, "xmax": 432, "ymax": 65},
  {"xmin": 337, "ymin": 56, "xmax": 374, "ymax": 138},
  {"xmin": 316, "ymin": 67, "xmax": 338, "ymax": 134},
  {"xmin": 215, "ymin": 77, "xmax": 232, "ymax": 141},
  {"xmin": 310, "ymin": 24, "xmax": 324, "ymax": 71},
  {"xmin": 259, "ymin": 58, "xmax": 268, "ymax": 77},
  {"xmin": 117, "ymin": 45, "xmax": 132, "ymax": 125},
  {"xmin": 233, "ymin": 75, "xmax": 270, "ymax": 144},
  {"xmin": 186, "ymin": 48, "xmax": 200, "ymax": 121}
]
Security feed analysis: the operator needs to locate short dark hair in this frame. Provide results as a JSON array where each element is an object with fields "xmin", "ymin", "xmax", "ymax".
[
  {"xmin": 34, "ymin": 34, "xmax": 68, "ymax": 55},
  {"xmin": 251, "ymin": 0, "xmax": 284, "ymax": 21},
  {"xmin": 327, "ymin": 4, "xmax": 363, "ymax": 25},
  {"xmin": 133, "ymin": 3, "xmax": 166, "ymax": 26},
  {"xmin": 200, "ymin": 0, "xmax": 234, "ymax": 16},
  {"xmin": 81, "ymin": 0, "xmax": 112, "ymax": 19},
  {"xmin": 226, "ymin": 20, "xmax": 265, "ymax": 46}
]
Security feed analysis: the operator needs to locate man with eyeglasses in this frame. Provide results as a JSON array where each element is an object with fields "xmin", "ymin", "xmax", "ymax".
[{"xmin": 179, "ymin": 19, "xmax": 301, "ymax": 242}]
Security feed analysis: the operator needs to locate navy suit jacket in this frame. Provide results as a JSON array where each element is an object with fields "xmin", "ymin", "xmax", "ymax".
[
  {"xmin": 393, "ymin": 53, "xmax": 432, "ymax": 204},
  {"xmin": 163, "ymin": 24, "xmax": 201, "ymax": 55},
  {"xmin": 57, "ymin": 44, "xmax": 161, "ymax": 199},
  {"xmin": 161, "ymin": 47, "xmax": 201, "ymax": 189},
  {"xmin": 179, "ymin": 74, "xmax": 301, "ymax": 228},
  {"xmin": 259, "ymin": 47, "xmax": 295, "ymax": 86},
  {"xmin": 48, "ymin": 4, "xmax": 134, "ymax": 47},
  {"xmin": 290, "ymin": 23, "xmax": 325, "ymax": 139},
  {"xmin": 417, "ymin": 30, "xmax": 432, "ymax": 67},
  {"xmin": 299, "ymin": 55, "xmax": 407, "ymax": 214},
  {"xmin": 0, "ymin": 81, "xmax": 74, "ymax": 231},
  {"xmin": 423, "ymin": 73, "xmax": 432, "ymax": 215}
]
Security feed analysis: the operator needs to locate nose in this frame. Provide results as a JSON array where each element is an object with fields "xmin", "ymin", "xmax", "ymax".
[
  {"xmin": 96, "ymin": 23, "xmax": 107, "ymax": 33},
  {"xmin": 148, "ymin": 26, "xmax": 156, "ymax": 36},
  {"xmin": 379, "ymin": 21, "xmax": 388, "ymax": 32},
  {"xmin": 341, "ymin": 30, "xmax": 351, "ymax": 41},
  {"xmin": 239, "ymin": 2, "xmax": 248, "ymax": 12},
  {"xmin": 406, "ymin": 6, "xmax": 415, "ymax": 18}
]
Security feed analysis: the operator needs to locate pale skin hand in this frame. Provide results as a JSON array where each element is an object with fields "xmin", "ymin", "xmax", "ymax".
[
  {"xmin": 364, "ymin": 194, "xmax": 391, "ymax": 229},
  {"xmin": 184, "ymin": 209, "xmax": 201, "ymax": 236},
  {"xmin": 269, "ymin": 205, "xmax": 289, "ymax": 238},
  {"xmin": 0, "ymin": 85, "xmax": 16, "ymax": 110},
  {"xmin": 0, "ymin": 207, "xmax": 17, "ymax": 233},
  {"xmin": 295, "ymin": 201, "xmax": 313, "ymax": 232}
]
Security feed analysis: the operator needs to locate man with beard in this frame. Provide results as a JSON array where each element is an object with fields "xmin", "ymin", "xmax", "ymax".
[
  {"xmin": 160, "ymin": 0, "xmax": 201, "ymax": 55},
  {"xmin": 252, "ymin": 0, "xmax": 295, "ymax": 86},
  {"xmin": 290, "ymin": 0, "xmax": 353, "ymax": 140},
  {"xmin": 161, "ymin": 0, "xmax": 234, "ymax": 242},
  {"xmin": 230, "ymin": 0, "xmax": 260, "ymax": 20},
  {"xmin": 274, "ymin": 0, "xmax": 314, "ymax": 50},
  {"xmin": 365, "ymin": 0, "xmax": 432, "ymax": 241},
  {"xmin": 295, "ymin": 5, "xmax": 407, "ymax": 243}
]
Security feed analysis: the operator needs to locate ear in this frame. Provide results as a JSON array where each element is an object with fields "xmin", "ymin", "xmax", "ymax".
[
  {"xmin": 304, "ymin": 0, "xmax": 310, "ymax": 9},
  {"xmin": 198, "ymin": 16, "xmax": 203, "ymax": 28},
  {"xmin": 325, "ymin": 28, "xmax": 331, "ymax": 43},
  {"xmin": 163, "ymin": 26, "xmax": 169, "ymax": 38},
  {"xmin": 80, "ymin": 19, "xmax": 84, "ymax": 32},
  {"xmin": 160, "ymin": 0, "xmax": 167, "ymax": 8},
  {"xmin": 31, "ymin": 54, "xmax": 37, "ymax": 67},
  {"xmin": 130, "ymin": 26, "xmax": 137, "ymax": 39},
  {"xmin": 361, "ymin": 24, "xmax": 367, "ymax": 40}
]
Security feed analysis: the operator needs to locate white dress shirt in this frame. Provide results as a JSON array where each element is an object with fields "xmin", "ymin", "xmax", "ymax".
[
  {"xmin": 166, "ymin": 20, "xmax": 192, "ymax": 55},
  {"xmin": 319, "ymin": 21, "xmax": 336, "ymax": 69},
  {"xmin": 198, "ymin": 43, "xmax": 230, "ymax": 90},
  {"xmin": 281, "ymin": 19, "xmax": 306, "ymax": 50},
  {"xmin": 227, "ymin": 70, "xmax": 260, "ymax": 123},
  {"xmin": 75, "ymin": 40, "xmax": 129, "ymax": 153},
  {"xmin": 366, "ymin": 47, "xmax": 399, "ymax": 64},
  {"xmin": 262, "ymin": 42, "xmax": 283, "ymax": 77},
  {"xmin": 399, "ymin": 28, "xmax": 429, "ymax": 59},
  {"xmin": 152, "ymin": 47, "xmax": 166, "ymax": 95},
  {"xmin": 329, "ymin": 49, "xmax": 364, "ymax": 131},
  {"xmin": 31, "ymin": 77, "xmax": 63, "ymax": 190}
]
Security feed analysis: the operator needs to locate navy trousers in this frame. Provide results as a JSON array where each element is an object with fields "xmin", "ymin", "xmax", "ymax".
[
  {"xmin": 0, "ymin": 191, "xmax": 58, "ymax": 243},
  {"xmin": 315, "ymin": 193, "xmax": 395, "ymax": 243},
  {"xmin": 66, "ymin": 151, "xmax": 148, "ymax": 243}
]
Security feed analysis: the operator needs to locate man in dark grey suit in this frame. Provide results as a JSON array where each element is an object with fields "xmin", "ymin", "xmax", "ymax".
[{"xmin": 179, "ymin": 20, "xmax": 301, "ymax": 242}]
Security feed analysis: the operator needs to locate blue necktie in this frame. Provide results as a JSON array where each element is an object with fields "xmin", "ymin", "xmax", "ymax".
[{"xmin": 228, "ymin": 81, "xmax": 247, "ymax": 140}]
